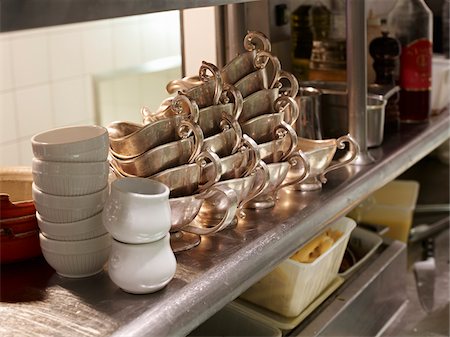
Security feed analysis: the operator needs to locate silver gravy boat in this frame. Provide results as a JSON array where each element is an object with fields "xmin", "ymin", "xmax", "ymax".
[
  {"xmin": 144, "ymin": 61, "xmax": 223, "ymax": 124},
  {"xmin": 285, "ymin": 134, "xmax": 359, "ymax": 191},
  {"xmin": 197, "ymin": 84, "xmax": 243, "ymax": 136},
  {"xmin": 201, "ymin": 134, "xmax": 260, "ymax": 183},
  {"xmin": 240, "ymin": 88, "xmax": 299, "ymax": 126},
  {"xmin": 108, "ymin": 94, "xmax": 200, "ymax": 159},
  {"xmin": 202, "ymin": 113, "xmax": 243, "ymax": 158},
  {"xmin": 220, "ymin": 31, "xmax": 272, "ymax": 85},
  {"xmin": 196, "ymin": 159, "xmax": 270, "ymax": 229},
  {"xmin": 256, "ymin": 120, "xmax": 298, "ymax": 164},
  {"xmin": 151, "ymin": 150, "xmax": 222, "ymax": 198},
  {"xmin": 243, "ymin": 150, "xmax": 309, "ymax": 209},
  {"xmin": 169, "ymin": 185, "xmax": 238, "ymax": 252},
  {"xmin": 241, "ymin": 95, "xmax": 300, "ymax": 145},
  {"xmin": 109, "ymin": 120, "xmax": 204, "ymax": 177}
]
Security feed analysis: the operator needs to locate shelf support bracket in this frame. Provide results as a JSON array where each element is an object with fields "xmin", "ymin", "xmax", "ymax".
[{"xmin": 346, "ymin": 0, "xmax": 375, "ymax": 165}]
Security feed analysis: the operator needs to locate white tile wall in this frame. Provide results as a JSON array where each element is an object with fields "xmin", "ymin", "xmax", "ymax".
[
  {"xmin": 0, "ymin": 37, "xmax": 14, "ymax": 91},
  {"xmin": 81, "ymin": 23, "xmax": 114, "ymax": 74},
  {"xmin": 15, "ymin": 84, "xmax": 53, "ymax": 138},
  {"xmin": 11, "ymin": 33, "xmax": 50, "ymax": 87},
  {"xmin": 0, "ymin": 92, "xmax": 17, "ymax": 143},
  {"xmin": 140, "ymin": 12, "xmax": 181, "ymax": 61},
  {"xmin": 0, "ymin": 11, "xmax": 182, "ymax": 167},
  {"xmin": 49, "ymin": 28, "xmax": 84, "ymax": 80},
  {"xmin": 17, "ymin": 138, "xmax": 34, "ymax": 167},
  {"xmin": 0, "ymin": 142, "xmax": 20, "ymax": 166},
  {"xmin": 112, "ymin": 17, "xmax": 142, "ymax": 69},
  {"xmin": 51, "ymin": 76, "xmax": 87, "ymax": 125}
]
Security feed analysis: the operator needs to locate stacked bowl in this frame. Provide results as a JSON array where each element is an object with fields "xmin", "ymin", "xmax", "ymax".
[{"xmin": 31, "ymin": 125, "xmax": 112, "ymax": 278}]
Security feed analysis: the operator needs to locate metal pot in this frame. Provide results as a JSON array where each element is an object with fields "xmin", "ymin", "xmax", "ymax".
[{"xmin": 301, "ymin": 81, "xmax": 399, "ymax": 148}]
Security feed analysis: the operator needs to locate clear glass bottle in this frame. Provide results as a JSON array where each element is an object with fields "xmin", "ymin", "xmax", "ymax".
[{"xmin": 387, "ymin": 0, "xmax": 433, "ymax": 123}]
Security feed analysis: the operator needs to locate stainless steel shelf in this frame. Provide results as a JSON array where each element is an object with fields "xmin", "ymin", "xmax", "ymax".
[
  {"xmin": 1, "ymin": 111, "xmax": 449, "ymax": 337},
  {"xmin": 0, "ymin": 0, "xmax": 257, "ymax": 32}
]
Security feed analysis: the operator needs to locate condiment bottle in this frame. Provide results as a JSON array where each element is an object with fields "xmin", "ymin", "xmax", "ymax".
[
  {"xmin": 369, "ymin": 19, "xmax": 401, "ymax": 130},
  {"xmin": 387, "ymin": 0, "xmax": 433, "ymax": 123}
]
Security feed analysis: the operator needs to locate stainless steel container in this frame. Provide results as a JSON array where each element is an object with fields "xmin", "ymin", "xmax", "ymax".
[{"xmin": 301, "ymin": 81, "xmax": 398, "ymax": 148}]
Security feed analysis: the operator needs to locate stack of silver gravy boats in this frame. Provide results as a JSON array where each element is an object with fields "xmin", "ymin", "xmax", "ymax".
[{"xmin": 108, "ymin": 31, "xmax": 359, "ymax": 253}]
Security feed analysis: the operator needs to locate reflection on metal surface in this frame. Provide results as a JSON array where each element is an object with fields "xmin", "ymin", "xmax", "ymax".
[{"xmin": 0, "ymin": 262, "xmax": 120, "ymax": 336}]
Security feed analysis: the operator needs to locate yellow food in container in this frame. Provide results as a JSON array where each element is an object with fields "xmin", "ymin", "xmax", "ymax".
[{"xmin": 240, "ymin": 217, "xmax": 355, "ymax": 318}]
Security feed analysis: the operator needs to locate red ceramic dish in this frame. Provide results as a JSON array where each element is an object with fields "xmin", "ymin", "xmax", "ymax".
[{"xmin": 0, "ymin": 167, "xmax": 41, "ymax": 263}]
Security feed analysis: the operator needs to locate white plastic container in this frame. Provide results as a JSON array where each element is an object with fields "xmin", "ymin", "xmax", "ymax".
[
  {"xmin": 347, "ymin": 180, "xmax": 419, "ymax": 242},
  {"xmin": 232, "ymin": 277, "xmax": 344, "ymax": 334},
  {"xmin": 240, "ymin": 217, "xmax": 356, "ymax": 317},
  {"xmin": 188, "ymin": 303, "xmax": 282, "ymax": 337}
]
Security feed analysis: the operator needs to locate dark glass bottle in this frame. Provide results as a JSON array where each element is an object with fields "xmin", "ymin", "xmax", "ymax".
[
  {"xmin": 369, "ymin": 21, "xmax": 401, "ymax": 130},
  {"xmin": 388, "ymin": 0, "xmax": 433, "ymax": 123}
]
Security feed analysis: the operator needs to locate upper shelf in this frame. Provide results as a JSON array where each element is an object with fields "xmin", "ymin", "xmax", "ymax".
[
  {"xmin": 1, "ymin": 111, "xmax": 449, "ymax": 337},
  {"xmin": 0, "ymin": 0, "xmax": 257, "ymax": 32}
]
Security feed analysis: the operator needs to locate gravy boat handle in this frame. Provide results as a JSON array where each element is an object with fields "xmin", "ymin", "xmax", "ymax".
[
  {"xmin": 244, "ymin": 31, "xmax": 272, "ymax": 52},
  {"xmin": 172, "ymin": 93, "xmax": 200, "ymax": 124},
  {"xmin": 182, "ymin": 120, "xmax": 205, "ymax": 164},
  {"xmin": 240, "ymin": 160, "xmax": 271, "ymax": 211},
  {"xmin": 182, "ymin": 186, "xmax": 239, "ymax": 235},
  {"xmin": 277, "ymin": 150, "xmax": 310, "ymax": 190},
  {"xmin": 197, "ymin": 150, "xmax": 223, "ymax": 192},
  {"xmin": 254, "ymin": 50, "xmax": 281, "ymax": 89},
  {"xmin": 320, "ymin": 134, "xmax": 360, "ymax": 183},
  {"xmin": 241, "ymin": 135, "xmax": 261, "ymax": 177},
  {"xmin": 275, "ymin": 70, "xmax": 299, "ymax": 99},
  {"xmin": 199, "ymin": 61, "xmax": 223, "ymax": 105},
  {"xmin": 274, "ymin": 95, "xmax": 299, "ymax": 127},
  {"xmin": 220, "ymin": 112, "xmax": 243, "ymax": 155},
  {"xmin": 276, "ymin": 121, "xmax": 299, "ymax": 162},
  {"xmin": 220, "ymin": 84, "xmax": 243, "ymax": 121}
]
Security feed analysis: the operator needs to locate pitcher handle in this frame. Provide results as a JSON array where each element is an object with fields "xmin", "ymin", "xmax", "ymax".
[
  {"xmin": 240, "ymin": 135, "xmax": 261, "ymax": 177},
  {"xmin": 182, "ymin": 186, "xmax": 239, "ymax": 235},
  {"xmin": 220, "ymin": 83, "xmax": 243, "ymax": 121},
  {"xmin": 240, "ymin": 160, "xmax": 271, "ymax": 211},
  {"xmin": 199, "ymin": 61, "xmax": 223, "ymax": 105},
  {"xmin": 319, "ymin": 134, "xmax": 360, "ymax": 184},
  {"xmin": 274, "ymin": 95, "xmax": 299, "ymax": 127},
  {"xmin": 197, "ymin": 149, "xmax": 223, "ymax": 192},
  {"xmin": 275, "ymin": 121, "xmax": 299, "ymax": 161},
  {"xmin": 178, "ymin": 120, "xmax": 204, "ymax": 164},
  {"xmin": 277, "ymin": 150, "xmax": 310, "ymax": 190},
  {"xmin": 244, "ymin": 31, "xmax": 272, "ymax": 52}
]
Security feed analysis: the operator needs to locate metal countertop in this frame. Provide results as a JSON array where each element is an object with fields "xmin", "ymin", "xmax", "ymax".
[{"xmin": 1, "ymin": 111, "xmax": 449, "ymax": 337}]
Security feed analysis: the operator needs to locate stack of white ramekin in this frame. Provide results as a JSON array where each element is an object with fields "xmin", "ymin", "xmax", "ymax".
[{"xmin": 31, "ymin": 125, "xmax": 112, "ymax": 278}]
